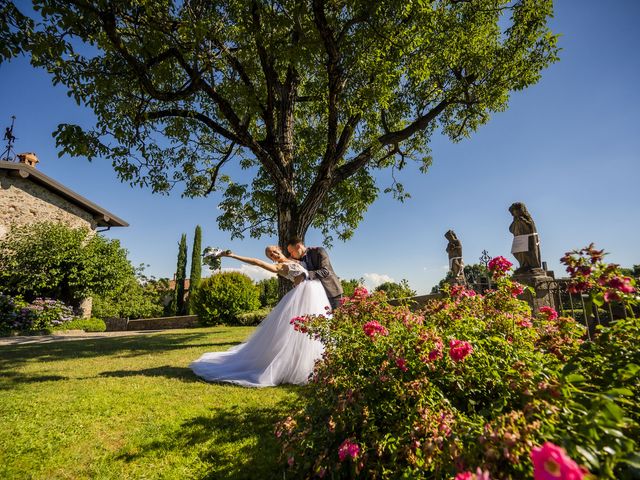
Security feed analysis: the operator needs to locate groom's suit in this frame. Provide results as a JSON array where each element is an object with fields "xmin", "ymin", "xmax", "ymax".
[{"xmin": 301, "ymin": 247, "xmax": 343, "ymax": 310}]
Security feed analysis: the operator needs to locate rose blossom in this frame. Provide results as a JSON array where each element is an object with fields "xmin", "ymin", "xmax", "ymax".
[
  {"xmin": 451, "ymin": 285, "xmax": 477, "ymax": 298},
  {"xmin": 363, "ymin": 320, "xmax": 389, "ymax": 339},
  {"xmin": 353, "ymin": 286, "xmax": 369, "ymax": 298},
  {"xmin": 395, "ymin": 357, "xmax": 408, "ymax": 372},
  {"xmin": 338, "ymin": 439, "xmax": 360, "ymax": 461},
  {"xmin": 510, "ymin": 282, "xmax": 525, "ymax": 297},
  {"xmin": 604, "ymin": 290, "xmax": 621, "ymax": 303},
  {"xmin": 531, "ymin": 442, "xmax": 586, "ymax": 480},
  {"xmin": 449, "ymin": 339, "xmax": 473, "ymax": 362},
  {"xmin": 455, "ymin": 469, "xmax": 491, "ymax": 480},
  {"xmin": 290, "ymin": 316, "xmax": 309, "ymax": 333},
  {"xmin": 427, "ymin": 339, "xmax": 444, "ymax": 362},
  {"xmin": 518, "ymin": 318, "xmax": 533, "ymax": 328},
  {"xmin": 607, "ymin": 276, "xmax": 635, "ymax": 294},
  {"xmin": 488, "ymin": 256, "xmax": 513, "ymax": 276},
  {"xmin": 538, "ymin": 306, "xmax": 558, "ymax": 321}
]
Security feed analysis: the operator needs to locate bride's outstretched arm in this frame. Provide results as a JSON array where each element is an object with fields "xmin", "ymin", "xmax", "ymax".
[{"xmin": 222, "ymin": 252, "xmax": 282, "ymax": 274}]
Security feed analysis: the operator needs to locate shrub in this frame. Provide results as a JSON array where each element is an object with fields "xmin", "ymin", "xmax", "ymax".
[
  {"xmin": 374, "ymin": 279, "xmax": 416, "ymax": 299},
  {"xmin": 234, "ymin": 307, "xmax": 272, "ymax": 326},
  {"xmin": 277, "ymin": 265, "xmax": 637, "ymax": 478},
  {"xmin": 190, "ymin": 272, "xmax": 260, "ymax": 325},
  {"xmin": 0, "ymin": 294, "xmax": 77, "ymax": 335},
  {"xmin": 53, "ymin": 317, "xmax": 106, "ymax": 332},
  {"xmin": 92, "ymin": 270, "xmax": 166, "ymax": 320},
  {"xmin": 0, "ymin": 222, "xmax": 133, "ymax": 306}
]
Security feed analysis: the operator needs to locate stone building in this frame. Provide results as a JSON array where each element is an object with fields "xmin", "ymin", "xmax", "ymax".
[
  {"xmin": 0, "ymin": 153, "xmax": 128, "ymax": 316},
  {"xmin": 0, "ymin": 153, "xmax": 128, "ymax": 237}
]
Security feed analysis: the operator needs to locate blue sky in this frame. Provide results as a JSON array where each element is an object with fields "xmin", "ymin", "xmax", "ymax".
[{"xmin": 1, "ymin": 1, "xmax": 638, "ymax": 294}]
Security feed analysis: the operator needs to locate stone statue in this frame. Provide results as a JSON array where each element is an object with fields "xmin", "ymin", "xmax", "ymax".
[
  {"xmin": 508, "ymin": 202, "xmax": 543, "ymax": 274},
  {"xmin": 445, "ymin": 230, "xmax": 466, "ymax": 285}
]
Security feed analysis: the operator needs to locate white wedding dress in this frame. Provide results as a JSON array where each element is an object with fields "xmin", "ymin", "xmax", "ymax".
[{"xmin": 190, "ymin": 262, "xmax": 328, "ymax": 387}]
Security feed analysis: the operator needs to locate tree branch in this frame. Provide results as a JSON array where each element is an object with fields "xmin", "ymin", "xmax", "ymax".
[{"xmin": 334, "ymin": 99, "xmax": 449, "ymax": 183}]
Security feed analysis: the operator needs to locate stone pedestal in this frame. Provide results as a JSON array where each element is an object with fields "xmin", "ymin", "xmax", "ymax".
[
  {"xmin": 78, "ymin": 297, "xmax": 93, "ymax": 318},
  {"xmin": 512, "ymin": 271, "xmax": 557, "ymax": 312}
]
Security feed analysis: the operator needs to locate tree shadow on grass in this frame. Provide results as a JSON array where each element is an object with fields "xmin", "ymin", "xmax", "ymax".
[
  {"xmin": 114, "ymin": 387, "xmax": 302, "ymax": 479},
  {"xmin": 0, "ymin": 330, "xmax": 245, "ymax": 370},
  {"xmin": 0, "ymin": 371, "xmax": 68, "ymax": 390},
  {"xmin": 99, "ymin": 365, "xmax": 201, "ymax": 383}
]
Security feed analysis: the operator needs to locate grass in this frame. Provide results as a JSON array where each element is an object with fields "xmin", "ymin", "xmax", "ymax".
[{"xmin": 0, "ymin": 327, "xmax": 302, "ymax": 479}]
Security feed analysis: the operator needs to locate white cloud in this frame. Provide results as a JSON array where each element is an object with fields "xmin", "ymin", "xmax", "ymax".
[
  {"xmin": 213, "ymin": 264, "xmax": 277, "ymax": 282},
  {"xmin": 362, "ymin": 272, "xmax": 394, "ymax": 290}
]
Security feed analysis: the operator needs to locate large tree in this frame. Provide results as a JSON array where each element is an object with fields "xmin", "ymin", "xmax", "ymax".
[{"xmin": 4, "ymin": 0, "xmax": 558, "ymax": 249}]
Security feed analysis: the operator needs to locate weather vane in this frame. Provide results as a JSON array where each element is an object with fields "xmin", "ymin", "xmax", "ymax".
[{"xmin": 1, "ymin": 115, "xmax": 17, "ymax": 161}]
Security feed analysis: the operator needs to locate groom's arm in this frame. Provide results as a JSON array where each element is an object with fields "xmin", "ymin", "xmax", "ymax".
[{"xmin": 306, "ymin": 248, "xmax": 332, "ymax": 281}]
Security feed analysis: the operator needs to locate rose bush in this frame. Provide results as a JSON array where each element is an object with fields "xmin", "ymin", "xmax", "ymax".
[{"xmin": 277, "ymin": 255, "xmax": 638, "ymax": 479}]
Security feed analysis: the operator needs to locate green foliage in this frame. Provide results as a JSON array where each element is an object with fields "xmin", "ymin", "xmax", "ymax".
[
  {"xmin": 279, "ymin": 275, "xmax": 636, "ymax": 478},
  {"xmin": 432, "ymin": 263, "xmax": 490, "ymax": 293},
  {"xmin": 234, "ymin": 307, "xmax": 273, "ymax": 327},
  {"xmin": 13, "ymin": 0, "xmax": 558, "ymax": 246},
  {"xmin": 341, "ymin": 278, "xmax": 364, "ymax": 298},
  {"xmin": 172, "ymin": 234, "xmax": 188, "ymax": 316},
  {"xmin": 92, "ymin": 268, "xmax": 168, "ymax": 320},
  {"xmin": 374, "ymin": 279, "xmax": 416, "ymax": 299},
  {"xmin": 557, "ymin": 318, "xmax": 640, "ymax": 478},
  {"xmin": 256, "ymin": 277, "xmax": 279, "ymax": 308},
  {"xmin": 0, "ymin": 0, "xmax": 31, "ymax": 62},
  {"xmin": 53, "ymin": 317, "xmax": 106, "ymax": 332},
  {"xmin": 190, "ymin": 272, "xmax": 260, "ymax": 326},
  {"xmin": 0, "ymin": 222, "xmax": 133, "ymax": 306}
]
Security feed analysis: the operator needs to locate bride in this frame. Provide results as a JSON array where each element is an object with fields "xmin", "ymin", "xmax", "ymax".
[{"xmin": 190, "ymin": 245, "xmax": 329, "ymax": 387}]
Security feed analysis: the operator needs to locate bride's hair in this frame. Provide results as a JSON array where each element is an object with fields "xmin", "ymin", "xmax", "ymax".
[{"xmin": 265, "ymin": 245, "xmax": 283, "ymax": 261}]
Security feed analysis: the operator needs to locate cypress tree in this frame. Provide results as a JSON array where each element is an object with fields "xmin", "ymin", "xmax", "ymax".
[
  {"xmin": 173, "ymin": 233, "xmax": 188, "ymax": 316},
  {"xmin": 189, "ymin": 225, "xmax": 202, "ymax": 289},
  {"xmin": 188, "ymin": 225, "xmax": 202, "ymax": 313}
]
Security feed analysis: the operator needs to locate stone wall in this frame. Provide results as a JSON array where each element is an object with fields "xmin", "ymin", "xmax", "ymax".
[
  {"xmin": 126, "ymin": 315, "xmax": 200, "ymax": 331},
  {"xmin": 0, "ymin": 174, "xmax": 95, "ymax": 238}
]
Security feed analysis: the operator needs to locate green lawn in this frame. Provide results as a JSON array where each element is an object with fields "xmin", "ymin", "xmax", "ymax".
[{"xmin": 0, "ymin": 327, "xmax": 302, "ymax": 479}]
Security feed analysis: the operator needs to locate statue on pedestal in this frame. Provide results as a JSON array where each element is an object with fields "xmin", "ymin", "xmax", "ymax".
[
  {"xmin": 445, "ymin": 230, "xmax": 466, "ymax": 285},
  {"xmin": 509, "ymin": 202, "xmax": 543, "ymax": 275}
]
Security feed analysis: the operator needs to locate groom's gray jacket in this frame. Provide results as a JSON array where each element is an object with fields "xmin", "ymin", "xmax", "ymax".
[{"xmin": 302, "ymin": 247, "xmax": 343, "ymax": 299}]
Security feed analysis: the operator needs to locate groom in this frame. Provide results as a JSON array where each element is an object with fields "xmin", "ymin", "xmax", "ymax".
[{"xmin": 287, "ymin": 236, "xmax": 343, "ymax": 310}]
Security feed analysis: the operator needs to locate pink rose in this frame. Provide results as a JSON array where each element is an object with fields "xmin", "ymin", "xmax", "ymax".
[
  {"xmin": 451, "ymin": 285, "xmax": 477, "ymax": 298},
  {"xmin": 427, "ymin": 339, "xmax": 444, "ymax": 362},
  {"xmin": 607, "ymin": 276, "xmax": 635, "ymax": 294},
  {"xmin": 395, "ymin": 357, "xmax": 408, "ymax": 372},
  {"xmin": 454, "ymin": 469, "xmax": 490, "ymax": 480},
  {"xmin": 455, "ymin": 473, "xmax": 473, "ymax": 480},
  {"xmin": 511, "ymin": 283, "xmax": 525, "ymax": 297},
  {"xmin": 518, "ymin": 318, "xmax": 533, "ymax": 328},
  {"xmin": 363, "ymin": 320, "xmax": 389, "ymax": 339},
  {"xmin": 353, "ymin": 286, "xmax": 369, "ymax": 298},
  {"xmin": 338, "ymin": 439, "xmax": 360, "ymax": 462},
  {"xmin": 538, "ymin": 306, "xmax": 558, "ymax": 321},
  {"xmin": 488, "ymin": 256, "xmax": 513, "ymax": 277},
  {"xmin": 449, "ymin": 339, "xmax": 473, "ymax": 362},
  {"xmin": 604, "ymin": 290, "xmax": 621, "ymax": 303},
  {"xmin": 531, "ymin": 442, "xmax": 586, "ymax": 480}
]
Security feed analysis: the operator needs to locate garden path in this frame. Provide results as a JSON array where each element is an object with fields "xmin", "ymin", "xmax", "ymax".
[{"xmin": 0, "ymin": 329, "xmax": 165, "ymax": 346}]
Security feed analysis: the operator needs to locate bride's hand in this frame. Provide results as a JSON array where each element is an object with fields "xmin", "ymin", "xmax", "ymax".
[{"xmin": 221, "ymin": 250, "xmax": 232, "ymax": 257}]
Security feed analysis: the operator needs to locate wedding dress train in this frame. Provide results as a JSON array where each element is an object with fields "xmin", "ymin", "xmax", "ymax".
[{"xmin": 190, "ymin": 265, "xmax": 328, "ymax": 387}]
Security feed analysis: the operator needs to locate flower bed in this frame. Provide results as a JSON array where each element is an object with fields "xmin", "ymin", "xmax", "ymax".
[{"xmin": 277, "ymin": 258, "xmax": 639, "ymax": 479}]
